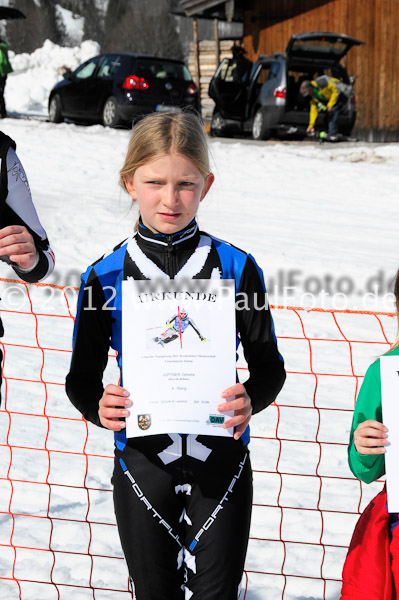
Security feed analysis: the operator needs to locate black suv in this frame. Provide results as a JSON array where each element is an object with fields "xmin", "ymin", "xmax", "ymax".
[
  {"xmin": 48, "ymin": 53, "xmax": 199, "ymax": 127},
  {"xmin": 209, "ymin": 32, "xmax": 364, "ymax": 140}
]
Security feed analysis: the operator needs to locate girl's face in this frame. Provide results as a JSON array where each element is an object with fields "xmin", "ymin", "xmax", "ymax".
[{"xmin": 125, "ymin": 153, "xmax": 214, "ymax": 234}]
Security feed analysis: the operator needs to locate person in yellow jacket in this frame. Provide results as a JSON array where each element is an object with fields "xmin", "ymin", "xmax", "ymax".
[
  {"xmin": 300, "ymin": 75, "xmax": 350, "ymax": 136},
  {"xmin": 0, "ymin": 38, "xmax": 13, "ymax": 118}
]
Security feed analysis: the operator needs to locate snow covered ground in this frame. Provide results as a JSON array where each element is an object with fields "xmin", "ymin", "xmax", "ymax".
[{"xmin": 0, "ymin": 40, "xmax": 398, "ymax": 600}]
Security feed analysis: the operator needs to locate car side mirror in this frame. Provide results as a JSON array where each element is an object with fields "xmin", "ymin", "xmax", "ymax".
[{"xmin": 63, "ymin": 70, "xmax": 73, "ymax": 80}]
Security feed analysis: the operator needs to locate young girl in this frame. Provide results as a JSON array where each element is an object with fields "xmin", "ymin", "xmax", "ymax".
[
  {"xmin": 66, "ymin": 111, "xmax": 286, "ymax": 600},
  {"xmin": 344, "ymin": 271, "xmax": 399, "ymax": 597}
]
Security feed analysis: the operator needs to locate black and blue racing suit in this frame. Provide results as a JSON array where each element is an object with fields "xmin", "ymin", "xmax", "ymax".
[{"xmin": 66, "ymin": 218, "xmax": 285, "ymax": 600}]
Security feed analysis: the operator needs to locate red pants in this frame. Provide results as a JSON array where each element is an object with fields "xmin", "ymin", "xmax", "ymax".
[
  {"xmin": 341, "ymin": 487, "xmax": 393, "ymax": 599},
  {"xmin": 390, "ymin": 522, "xmax": 399, "ymax": 599}
]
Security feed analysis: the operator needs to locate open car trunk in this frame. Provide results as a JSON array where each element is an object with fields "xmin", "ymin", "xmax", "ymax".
[
  {"xmin": 284, "ymin": 62, "xmax": 349, "ymax": 114},
  {"xmin": 281, "ymin": 63, "xmax": 356, "ymax": 135},
  {"xmin": 286, "ymin": 31, "xmax": 364, "ymax": 65},
  {"xmin": 280, "ymin": 32, "xmax": 363, "ymax": 132}
]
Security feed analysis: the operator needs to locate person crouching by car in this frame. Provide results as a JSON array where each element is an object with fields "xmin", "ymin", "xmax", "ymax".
[{"xmin": 300, "ymin": 76, "xmax": 351, "ymax": 136}]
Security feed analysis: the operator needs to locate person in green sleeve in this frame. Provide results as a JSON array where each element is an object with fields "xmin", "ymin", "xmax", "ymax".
[
  {"xmin": 347, "ymin": 271, "xmax": 399, "ymax": 482},
  {"xmin": 348, "ymin": 355, "xmax": 390, "ymax": 483},
  {"xmin": 0, "ymin": 38, "xmax": 13, "ymax": 118},
  {"xmin": 342, "ymin": 271, "xmax": 399, "ymax": 596}
]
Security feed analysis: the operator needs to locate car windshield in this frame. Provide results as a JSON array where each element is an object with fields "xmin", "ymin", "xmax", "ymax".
[
  {"xmin": 136, "ymin": 59, "xmax": 192, "ymax": 81},
  {"xmin": 291, "ymin": 39, "xmax": 349, "ymax": 56},
  {"xmin": 75, "ymin": 58, "xmax": 100, "ymax": 79}
]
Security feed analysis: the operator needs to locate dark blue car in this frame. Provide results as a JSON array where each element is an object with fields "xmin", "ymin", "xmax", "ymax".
[{"xmin": 48, "ymin": 53, "xmax": 199, "ymax": 127}]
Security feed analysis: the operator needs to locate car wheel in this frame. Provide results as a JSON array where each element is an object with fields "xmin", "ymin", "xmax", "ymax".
[
  {"xmin": 252, "ymin": 108, "xmax": 271, "ymax": 141},
  {"xmin": 49, "ymin": 95, "xmax": 63, "ymax": 123},
  {"xmin": 210, "ymin": 111, "xmax": 228, "ymax": 137},
  {"xmin": 102, "ymin": 96, "xmax": 121, "ymax": 128}
]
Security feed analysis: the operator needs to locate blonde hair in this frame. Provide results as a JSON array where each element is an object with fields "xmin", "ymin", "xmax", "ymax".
[{"xmin": 120, "ymin": 111, "xmax": 211, "ymax": 231}]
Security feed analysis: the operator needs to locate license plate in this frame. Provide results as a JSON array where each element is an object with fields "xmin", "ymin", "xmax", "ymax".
[{"xmin": 156, "ymin": 104, "xmax": 180, "ymax": 113}]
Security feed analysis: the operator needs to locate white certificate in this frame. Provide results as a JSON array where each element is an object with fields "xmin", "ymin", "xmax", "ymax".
[
  {"xmin": 122, "ymin": 279, "xmax": 236, "ymax": 438},
  {"xmin": 380, "ymin": 355, "xmax": 399, "ymax": 512}
]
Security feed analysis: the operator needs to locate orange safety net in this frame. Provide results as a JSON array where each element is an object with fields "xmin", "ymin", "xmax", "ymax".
[{"xmin": 0, "ymin": 278, "xmax": 394, "ymax": 599}]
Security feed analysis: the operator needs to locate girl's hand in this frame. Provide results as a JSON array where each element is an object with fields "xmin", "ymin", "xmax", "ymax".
[
  {"xmin": 99, "ymin": 384, "xmax": 131, "ymax": 431},
  {"xmin": 353, "ymin": 419, "xmax": 388, "ymax": 455},
  {"xmin": 218, "ymin": 383, "xmax": 252, "ymax": 441},
  {"xmin": 0, "ymin": 225, "xmax": 37, "ymax": 269}
]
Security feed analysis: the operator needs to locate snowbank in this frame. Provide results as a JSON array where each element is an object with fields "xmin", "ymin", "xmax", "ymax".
[{"xmin": 5, "ymin": 39, "xmax": 100, "ymax": 116}]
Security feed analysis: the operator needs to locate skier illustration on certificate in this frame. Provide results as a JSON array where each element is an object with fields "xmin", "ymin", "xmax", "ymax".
[
  {"xmin": 153, "ymin": 307, "xmax": 206, "ymax": 347},
  {"xmin": 122, "ymin": 278, "xmax": 236, "ymax": 438}
]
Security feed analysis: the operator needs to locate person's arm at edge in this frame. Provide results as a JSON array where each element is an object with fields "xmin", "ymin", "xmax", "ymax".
[
  {"xmin": 11, "ymin": 237, "xmax": 54, "ymax": 282},
  {"xmin": 2, "ymin": 148, "xmax": 54, "ymax": 282},
  {"xmin": 348, "ymin": 360, "xmax": 385, "ymax": 484}
]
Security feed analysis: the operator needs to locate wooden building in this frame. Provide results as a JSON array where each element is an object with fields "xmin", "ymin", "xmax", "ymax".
[{"xmin": 181, "ymin": 0, "xmax": 399, "ymax": 141}]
